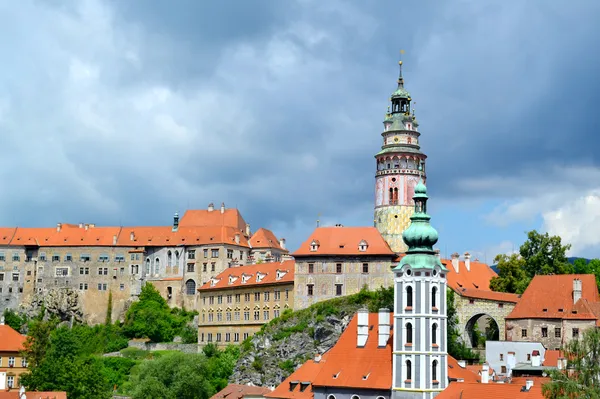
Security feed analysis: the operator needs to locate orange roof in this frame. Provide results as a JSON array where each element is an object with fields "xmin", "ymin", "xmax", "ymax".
[
  {"xmin": 311, "ymin": 313, "xmax": 392, "ymax": 390},
  {"xmin": 293, "ymin": 227, "xmax": 395, "ymax": 257},
  {"xmin": 250, "ymin": 228, "xmax": 286, "ymax": 251},
  {"xmin": 265, "ymin": 354, "xmax": 330, "ymax": 399},
  {"xmin": 211, "ymin": 384, "xmax": 272, "ymax": 399},
  {"xmin": 10, "ymin": 225, "xmax": 122, "ymax": 247},
  {"xmin": 117, "ymin": 226, "xmax": 250, "ymax": 248},
  {"xmin": 0, "ymin": 324, "xmax": 26, "ymax": 352},
  {"xmin": 542, "ymin": 350, "xmax": 563, "ymax": 367},
  {"xmin": 447, "ymin": 356, "xmax": 479, "ymax": 383},
  {"xmin": 444, "ymin": 258, "xmax": 497, "ymax": 292},
  {"xmin": 0, "ymin": 228, "xmax": 16, "ymax": 245},
  {"xmin": 0, "ymin": 393, "xmax": 67, "ymax": 399},
  {"xmin": 465, "ymin": 364, "xmax": 493, "ymax": 377},
  {"xmin": 456, "ymin": 288, "xmax": 521, "ymax": 303},
  {"xmin": 436, "ymin": 382, "xmax": 544, "ymax": 399},
  {"xmin": 199, "ymin": 260, "xmax": 295, "ymax": 291},
  {"xmin": 511, "ymin": 377, "xmax": 551, "ymax": 386},
  {"xmin": 507, "ymin": 274, "xmax": 600, "ymax": 320},
  {"xmin": 179, "ymin": 207, "xmax": 247, "ymax": 232}
]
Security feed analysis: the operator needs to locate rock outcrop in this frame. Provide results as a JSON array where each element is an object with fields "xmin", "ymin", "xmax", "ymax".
[{"xmin": 22, "ymin": 287, "xmax": 84, "ymax": 323}]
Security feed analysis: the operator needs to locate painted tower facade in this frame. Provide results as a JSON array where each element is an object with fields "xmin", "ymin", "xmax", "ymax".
[
  {"xmin": 392, "ymin": 181, "xmax": 448, "ymax": 399},
  {"xmin": 374, "ymin": 61, "xmax": 427, "ymax": 253}
]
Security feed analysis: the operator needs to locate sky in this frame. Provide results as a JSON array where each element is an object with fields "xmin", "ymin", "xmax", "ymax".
[{"xmin": 1, "ymin": 0, "xmax": 600, "ymax": 261}]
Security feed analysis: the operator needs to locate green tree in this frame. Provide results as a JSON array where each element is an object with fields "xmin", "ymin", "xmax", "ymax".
[
  {"xmin": 22, "ymin": 319, "xmax": 57, "ymax": 369},
  {"xmin": 122, "ymin": 283, "xmax": 176, "ymax": 342},
  {"xmin": 446, "ymin": 289, "xmax": 479, "ymax": 361},
  {"xmin": 105, "ymin": 290, "xmax": 113, "ymax": 326},
  {"xmin": 543, "ymin": 328, "xmax": 600, "ymax": 398},
  {"xmin": 520, "ymin": 230, "xmax": 573, "ymax": 276},
  {"xmin": 2, "ymin": 309, "xmax": 28, "ymax": 333},
  {"xmin": 490, "ymin": 254, "xmax": 530, "ymax": 294}
]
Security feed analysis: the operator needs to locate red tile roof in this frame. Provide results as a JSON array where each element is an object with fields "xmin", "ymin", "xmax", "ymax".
[
  {"xmin": 179, "ymin": 207, "xmax": 247, "ymax": 232},
  {"xmin": 507, "ymin": 274, "xmax": 600, "ymax": 320},
  {"xmin": 0, "ymin": 228, "xmax": 16, "ymax": 245},
  {"xmin": 0, "ymin": 324, "xmax": 26, "ymax": 352},
  {"xmin": 447, "ymin": 357, "xmax": 479, "ymax": 383},
  {"xmin": 0, "ymin": 393, "xmax": 67, "ymax": 399},
  {"xmin": 11, "ymin": 225, "xmax": 122, "ymax": 247},
  {"xmin": 436, "ymin": 382, "xmax": 544, "ymax": 399},
  {"xmin": 444, "ymin": 259, "xmax": 497, "ymax": 292},
  {"xmin": 117, "ymin": 226, "xmax": 250, "ymax": 248},
  {"xmin": 199, "ymin": 260, "xmax": 295, "ymax": 291},
  {"xmin": 542, "ymin": 350, "xmax": 563, "ymax": 367},
  {"xmin": 265, "ymin": 354, "xmax": 330, "ymax": 399},
  {"xmin": 250, "ymin": 228, "xmax": 286, "ymax": 251},
  {"xmin": 456, "ymin": 288, "xmax": 521, "ymax": 303},
  {"xmin": 211, "ymin": 384, "xmax": 272, "ymax": 399},
  {"xmin": 311, "ymin": 313, "xmax": 392, "ymax": 390},
  {"xmin": 293, "ymin": 227, "xmax": 395, "ymax": 257}
]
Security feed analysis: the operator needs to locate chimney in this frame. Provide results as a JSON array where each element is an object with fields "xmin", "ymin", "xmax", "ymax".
[
  {"xmin": 573, "ymin": 278, "xmax": 582, "ymax": 304},
  {"xmin": 235, "ymin": 233, "xmax": 240, "ymax": 245},
  {"xmin": 172, "ymin": 211, "xmax": 179, "ymax": 232},
  {"xmin": 279, "ymin": 238, "xmax": 286, "ymax": 250},
  {"xmin": 79, "ymin": 222, "xmax": 83, "ymax": 228},
  {"xmin": 56, "ymin": 223, "xmax": 62, "ymax": 232},
  {"xmin": 531, "ymin": 350, "xmax": 541, "ymax": 367},
  {"xmin": 525, "ymin": 380, "xmax": 534, "ymax": 391},
  {"xmin": 84, "ymin": 224, "xmax": 89, "ymax": 231},
  {"xmin": 112, "ymin": 235, "xmax": 117, "ymax": 245},
  {"xmin": 451, "ymin": 252, "xmax": 460, "ymax": 273},
  {"xmin": 130, "ymin": 231, "xmax": 135, "ymax": 241},
  {"xmin": 378, "ymin": 308, "xmax": 390, "ymax": 347},
  {"xmin": 221, "ymin": 202, "xmax": 225, "ymax": 214},
  {"xmin": 314, "ymin": 354, "xmax": 322, "ymax": 363},
  {"xmin": 481, "ymin": 364, "xmax": 489, "ymax": 383},
  {"xmin": 246, "ymin": 223, "xmax": 251, "ymax": 237},
  {"xmin": 464, "ymin": 252, "xmax": 471, "ymax": 272},
  {"xmin": 208, "ymin": 203, "xmax": 214, "ymax": 212},
  {"xmin": 356, "ymin": 308, "xmax": 369, "ymax": 347},
  {"xmin": 0, "ymin": 316, "xmax": 4, "ymax": 325},
  {"xmin": 457, "ymin": 360, "xmax": 466, "ymax": 368},
  {"xmin": 434, "ymin": 248, "xmax": 441, "ymax": 260},
  {"xmin": 558, "ymin": 357, "xmax": 567, "ymax": 370}
]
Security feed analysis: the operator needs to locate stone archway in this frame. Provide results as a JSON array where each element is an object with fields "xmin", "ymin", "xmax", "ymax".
[{"xmin": 463, "ymin": 313, "xmax": 501, "ymax": 349}]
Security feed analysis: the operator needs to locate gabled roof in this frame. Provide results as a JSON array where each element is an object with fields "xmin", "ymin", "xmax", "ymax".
[
  {"xmin": 456, "ymin": 288, "xmax": 521, "ymax": 303},
  {"xmin": 179, "ymin": 208, "xmax": 247, "ymax": 232},
  {"xmin": 311, "ymin": 313, "xmax": 393, "ymax": 390},
  {"xmin": 117, "ymin": 226, "xmax": 250, "ymax": 248},
  {"xmin": 211, "ymin": 384, "xmax": 272, "ymax": 399},
  {"xmin": 507, "ymin": 274, "xmax": 600, "ymax": 320},
  {"xmin": 447, "ymin": 357, "xmax": 479, "ymax": 383},
  {"xmin": 250, "ymin": 228, "xmax": 286, "ymax": 251},
  {"xmin": 10, "ymin": 225, "xmax": 122, "ymax": 247},
  {"xmin": 293, "ymin": 227, "xmax": 395, "ymax": 257},
  {"xmin": 265, "ymin": 354, "xmax": 330, "ymax": 399},
  {"xmin": 198, "ymin": 260, "xmax": 295, "ymax": 291},
  {"xmin": 436, "ymin": 382, "xmax": 544, "ymax": 399},
  {"xmin": 0, "ymin": 228, "xmax": 16, "ymax": 245},
  {"xmin": 444, "ymin": 258, "xmax": 497, "ymax": 292},
  {"xmin": 542, "ymin": 350, "xmax": 563, "ymax": 367},
  {"xmin": 0, "ymin": 324, "xmax": 26, "ymax": 352}
]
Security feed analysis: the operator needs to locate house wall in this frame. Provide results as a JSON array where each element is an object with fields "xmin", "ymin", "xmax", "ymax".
[
  {"xmin": 313, "ymin": 387, "xmax": 391, "ymax": 399},
  {"xmin": 485, "ymin": 341, "xmax": 546, "ymax": 377},
  {"xmin": 505, "ymin": 318, "xmax": 596, "ymax": 350},
  {"xmin": 0, "ymin": 350, "xmax": 27, "ymax": 391}
]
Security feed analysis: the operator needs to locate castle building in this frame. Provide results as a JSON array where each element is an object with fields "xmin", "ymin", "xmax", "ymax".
[
  {"xmin": 392, "ymin": 180, "xmax": 448, "ymax": 398},
  {"xmin": 374, "ymin": 60, "xmax": 427, "ymax": 253}
]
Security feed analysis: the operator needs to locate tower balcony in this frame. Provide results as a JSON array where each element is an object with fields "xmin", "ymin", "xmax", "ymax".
[{"xmin": 376, "ymin": 169, "xmax": 425, "ymax": 177}]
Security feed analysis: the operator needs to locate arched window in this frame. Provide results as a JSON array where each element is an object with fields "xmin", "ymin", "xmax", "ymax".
[
  {"xmin": 406, "ymin": 322, "xmax": 413, "ymax": 344},
  {"xmin": 154, "ymin": 258, "xmax": 160, "ymax": 274},
  {"xmin": 389, "ymin": 188, "xmax": 394, "ymax": 203},
  {"xmin": 432, "ymin": 286, "xmax": 437, "ymax": 309},
  {"xmin": 145, "ymin": 258, "xmax": 150, "ymax": 273},
  {"xmin": 351, "ymin": 396, "xmax": 360, "ymax": 399},
  {"xmin": 405, "ymin": 359, "xmax": 412, "ymax": 381},
  {"xmin": 327, "ymin": 395, "xmax": 336, "ymax": 399},
  {"xmin": 432, "ymin": 360, "xmax": 438, "ymax": 381},
  {"xmin": 167, "ymin": 251, "xmax": 172, "ymax": 267},
  {"xmin": 185, "ymin": 279, "xmax": 196, "ymax": 295},
  {"xmin": 175, "ymin": 250, "xmax": 179, "ymax": 262},
  {"xmin": 432, "ymin": 323, "xmax": 438, "ymax": 345},
  {"xmin": 406, "ymin": 286, "xmax": 413, "ymax": 308}
]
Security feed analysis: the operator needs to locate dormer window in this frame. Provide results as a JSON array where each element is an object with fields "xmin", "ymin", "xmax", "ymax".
[
  {"xmin": 228, "ymin": 275, "xmax": 238, "ymax": 285},
  {"xmin": 209, "ymin": 278, "xmax": 220, "ymax": 287},
  {"xmin": 256, "ymin": 272, "xmax": 266, "ymax": 283},
  {"xmin": 310, "ymin": 240, "xmax": 320, "ymax": 252},
  {"xmin": 276, "ymin": 269, "xmax": 287, "ymax": 280},
  {"xmin": 241, "ymin": 274, "xmax": 251, "ymax": 284},
  {"xmin": 358, "ymin": 240, "xmax": 368, "ymax": 252}
]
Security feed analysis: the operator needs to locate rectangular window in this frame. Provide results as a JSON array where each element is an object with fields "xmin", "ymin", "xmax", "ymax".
[
  {"xmin": 254, "ymin": 311, "xmax": 260, "ymax": 321},
  {"xmin": 55, "ymin": 267, "xmax": 69, "ymax": 277},
  {"xmin": 226, "ymin": 312, "xmax": 231, "ymax": 322},
  {"xmin": 227, "ymin": 294, "xmax": 232, "ymax": 303},
  {"xmin": 208, "ymin": 314, "xmax": 214, "ymax": 322},
  {"xmin": 7, "ymin": 376, "xmax": 13, "ymax": 389},
  {"xmin": 263, "ymin": 310, "xmax": 270, "ymax": 320},
  {"xmin": 12, "ymin": 273, "xmax": 19, "ymax": 282},
  {"xmin": 227, "ymin": 249, "xmax": 233, "ymax": 259},
  {"xmin": 308, "ymin": 263, "xmax": 314, "ymax": 274},
  {"xmin": 243, "ymin": 333, "xmax": 249, "ymax": 340},
  {"xmin": 336, "ymin": 263, "xmax": 342, "ymax": 274},
  {"xmin": 307, "ymin": 284, "xmax": 314, "ymax": 296},
  {"xmin": 188, "ymin": 250, "xmax": 196, "ymax": 260},
  {"xmin": 203, "ymin": 263, "xmax": 207, "ymax": 272},
  {"xmin": 555, "ymin": 328, "xmax": 561, "ymax": 338},
  {"xmin": 208, "ymin": 333, "xmax": 213, "ymax": 342},
  {"xmin": 499, "ymin": 354, "xmax": 504, "ymax": 361},
  {"xmin": 498, "ymin": 303, "xmax": 504, "ymax": 308},
  {"xmin": 0, "ymin": 273, "xmax": 3, "ymax": 281},
  {"xmin": 52, "ymin": 254, "xmax": 60, "ymax": 262},
  {"xmin": 115, "ymin": 255, "xmax": 125, "ymax": 262},
  {"xmin": 541, "ymin": 327, "xmax": 548, "ymax": 338},
  {"xmin": 79, "ymin": 283, "xmax": 88, "ymax": 290},
  {"xmin": 217, "ymin": 312, "xmax": 222, "ymax": 322},
  {"xmin": 39, "ymin": 253, "xmax": 46, "ymax": 261},
  {"xmin": 225, "ymin": 333, "xmax": 230, "ymax": 342},
  {"xmin": 217, "ymin": 295, "xmax": 223, "ymax": 304},
  {"xmin": 211, "ymin": 262, "xmax": 216, "ymax": 272},
  {"xmin": 203, "ymin": 249, "xmax": 208, "ymax": 258},
  {"xmin": 99, "ymin": 254, "xmax": 109, "ymax": 262},
  {"xmin": 80, "ymin": 254, "xmax": 91, "ymax": 262},
  {"xmin": 264, "ymin": 292, "xmax": 270, "ymax": 301},
  {"xmin": 501, "ymin": 366, "xmax": 507, "ymax": 374},
  {"xmin": 285, "ymin": 289, "xmax": 289, "ymax": 300},
  {"xmin": 244, "ymin": 293, "xmax": 251, "ymax": 302},
  {"xmin": 362, "ymin": 263, "xmax": 369, "ymax": 273},
  {"xmin": 120, "ymin": 284, "xmax": 125, "ymax": 291},
  {"xmin": 239, "ymin": 251, "xmax": 244, "ymax": 260},
  {"xmin": 469, "ymin": 299, "xmax": 475, "ymax": 304},
  {"xmin": 209, "ymin": 296, "xmax": 214, "ymax": 305},
  {"xmin": 12, "ymin": 253, "xmax": 20, "ymax": 262},
  {"xmin": 573, "ymin": 328, "xmax": 579, "ymax": 338},
  {"xmin": 21, "ymin": 358, "xmax": 27, "ymax": 367},
  {"xmin": 235, "ymin": 294, "xmax": 241, "ymax": 303},
  {"xmin": 211, "ymin": 249, "xmax": 219, "ymax": 258},
  {"xmin": 64, "ymin": 253, "xmax": 72, "ymax": 262},
  {"xmin": 521, "ymin": 329, "xmax": 527, "ymax": 338},
  {"xmin": 335, "ymin": 284, "xmax": 343, "ymax": 296},
  {"xmin": 131, "ymin": 265, "xmax": 139, "ymax": 274},
  {"xmin": 187, "ymin": 263, "xmax": 195, "ymax": 272},
  {"xmin": 200, "ymin": 333, "xmax": 204, "ymax": 342},
  {"xmin": 0, "ymin": 252, "xmax": 5, "ymax": 261},
  {"xmin": 274, "ymin": 290, "xmax": 280, "ymax": 301},
  {"xmin": 274, "ymin": 309, "xmax": 280, "ymax": 318},
  {"xmin": 254, "ymin": 292, "xmax": 260, "ymax": 301},
  {"xmin": 234, "ymin": 333, "xmax": 239, "ymax": 342},
  {"xmin": 244, "ymin": 311, "xmax": 250, "ymax": 321},
  {"xmin": 234, "ymin": 311, "xmax": 240, "ymax": 321},
  {"xmin": 131, "ymin": 254, "xmax": 135, "ymax": 261}
]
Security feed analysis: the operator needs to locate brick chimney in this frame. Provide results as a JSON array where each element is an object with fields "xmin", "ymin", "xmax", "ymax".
[
  {"xmin": 279, "ymin": 238, "xmax": 286, "ymax": 250},
  {"xmin": 357, "ymin": 308, "xmax": 369, "ymax": 348},
  {"xmin": 464, "ymin": 252, "xmax": 471, "ymax": 272},
  {"xmin": 451, "ymin": 252, "xmax": 460, "ymax": 273},
  {"xmin": 481, "ymin": 364, "xmax": 489, "ymax": 383},
  {"xmin": 378, "ymin": 308, "xmax": 390, "ymax": 347},
  {"xmin": 573, "ymin": 278, "xmax": 582, "ymax": 304}
]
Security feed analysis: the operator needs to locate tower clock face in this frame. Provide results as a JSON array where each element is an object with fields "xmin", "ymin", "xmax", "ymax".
[{"xmin": 394, "ymin": 136, "xmax": 400, "ymax": 143}]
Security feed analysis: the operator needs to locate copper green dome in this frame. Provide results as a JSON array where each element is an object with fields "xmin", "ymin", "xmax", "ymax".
[{"xmin": 391, "ymin": 86, "xmax": 410, "ymax": 99}]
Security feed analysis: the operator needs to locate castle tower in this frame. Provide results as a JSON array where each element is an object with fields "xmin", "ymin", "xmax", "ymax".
[
  {"xmin": 392, "ymin": 181, "xmax": 448, "ymax": 399},
  {"xmin": 374, "ymin": 59, "xmax": 426, "ymax": 253}
]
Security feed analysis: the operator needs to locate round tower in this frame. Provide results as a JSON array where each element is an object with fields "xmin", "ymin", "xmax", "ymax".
[{"xmin": 374, "ymin": 59, "xmax": 426, "ymax": 253}]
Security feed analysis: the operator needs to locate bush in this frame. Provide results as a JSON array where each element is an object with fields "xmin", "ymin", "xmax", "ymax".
[{"xmin": 279, "ymin": 359, "xmax": 295, "ymax": 374}]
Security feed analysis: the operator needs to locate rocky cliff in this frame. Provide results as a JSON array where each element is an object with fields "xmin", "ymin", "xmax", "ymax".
[{"xmin": 230, "ymin": 287, "xmax": 393, "ymax": 387}]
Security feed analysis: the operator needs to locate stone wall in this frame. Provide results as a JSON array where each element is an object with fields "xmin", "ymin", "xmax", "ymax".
[
  {"xmin": 127, "ymin": 340, "xmax": 200, "ymax": 354},
  {"xmin": 505, "ymin": 318, "xmax": 596, "ymax": 350}
]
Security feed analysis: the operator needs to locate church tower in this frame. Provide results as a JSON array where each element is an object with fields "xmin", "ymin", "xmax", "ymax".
[
  {"xmin": 392, "ymin": 181, "xmax": 448, "ymax": 399},
  {"xmin": 374, "ymin": 59, "xmax": 426, "ymax": 253}
]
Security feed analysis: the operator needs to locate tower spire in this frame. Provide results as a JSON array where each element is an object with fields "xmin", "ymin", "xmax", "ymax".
[{"xmin": 397, "ymin": 49, "xmax": 405, "ymax": 89}]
